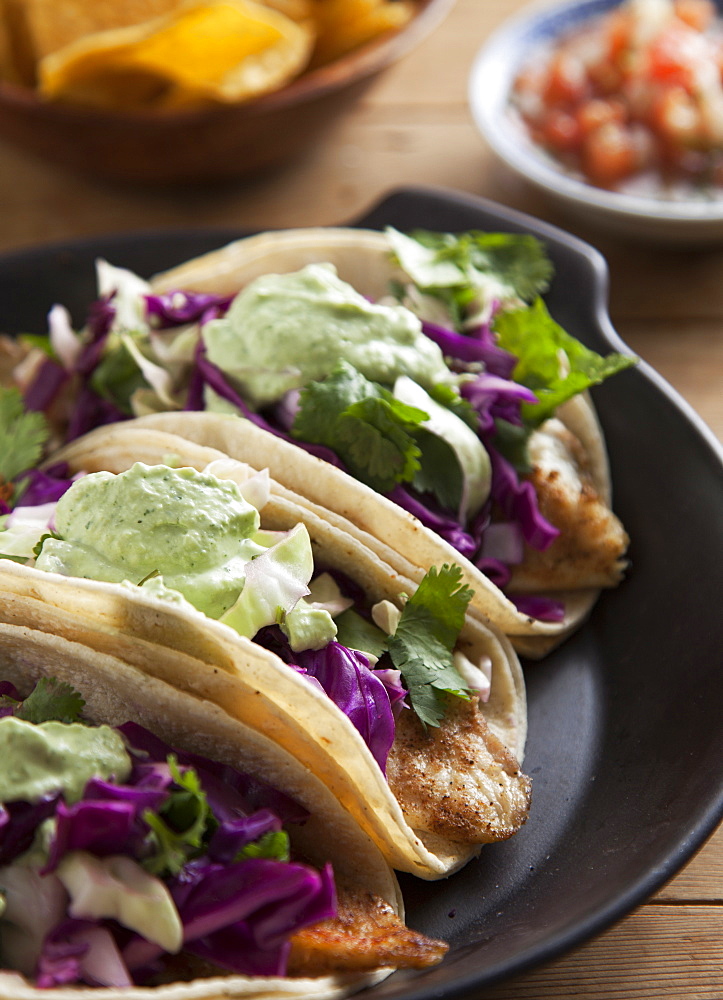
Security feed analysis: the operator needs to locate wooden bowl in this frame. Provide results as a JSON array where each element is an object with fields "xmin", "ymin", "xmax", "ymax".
[{"xmin": 0, "ymin": 0, "xmax": 454, "ymax": 184}]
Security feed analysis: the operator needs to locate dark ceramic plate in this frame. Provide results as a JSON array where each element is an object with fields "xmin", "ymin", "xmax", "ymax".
[{"xmin": 2, "ymin": 187, "xmax": 722, "ymax": 995}]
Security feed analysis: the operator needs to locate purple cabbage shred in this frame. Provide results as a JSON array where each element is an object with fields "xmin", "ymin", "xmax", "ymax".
[{"xmin": 144, "ymin": 291, "xmax": 233, "ymax": 327}]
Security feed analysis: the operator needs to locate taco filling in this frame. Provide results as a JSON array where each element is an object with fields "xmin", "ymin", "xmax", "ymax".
[
  {"xmin": 0, "ymin": 673, "xmax": 447, "ymax": 989},
  {"xmin": 2, "ymin": 227, "xmax": 634, "ymax": 627},
  {"xmin": 0, "ymin": 455, "xmax": 531, "ymax": 861}
]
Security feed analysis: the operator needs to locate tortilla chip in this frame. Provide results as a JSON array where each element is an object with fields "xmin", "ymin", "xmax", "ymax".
[
  {"xmin": 0, "ymin": 0, "xmax": 38, "ymax": 83},
  {"xmin": 39, "ymin": 0, "xmax": 315, "ymax": 109},
  {"xmin": 261, "ymin": 0, "xmax": 314, "ymax": 22},
  {"xmin": 2, "ymin": 0, "xmax": 182, "ymax": 74},
  {"xmin": 308, "ymin": 0, "xmax": 415, "ymax": 67}
]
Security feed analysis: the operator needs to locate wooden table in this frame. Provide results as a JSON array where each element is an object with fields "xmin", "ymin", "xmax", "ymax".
[{"xmin": 0, "ymin": 1, "xmax": 721, "ymax": 995}]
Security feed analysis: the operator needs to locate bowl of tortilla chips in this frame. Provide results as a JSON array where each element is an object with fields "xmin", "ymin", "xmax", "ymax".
[{"xmin": 0, "ymin": 0, "xmax": 453, "ymax": 183}]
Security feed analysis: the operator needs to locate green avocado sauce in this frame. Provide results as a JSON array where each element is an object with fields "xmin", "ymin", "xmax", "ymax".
[
  {"xmin": 35, "ymin": 462, "xmax": 265, "ymax": 618},
  {"xmin": 0, "ymin": 716, "xmax": 131, "ymax": 806},
  {"xmin": 202, "ymin": 263, "xmax": 455, "ymax": 408}
]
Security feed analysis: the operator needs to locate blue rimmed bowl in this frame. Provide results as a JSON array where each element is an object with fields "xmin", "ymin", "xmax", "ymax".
[{"xmin": 468, "ymin": 0, "xmax": 723, "ymax": 242}]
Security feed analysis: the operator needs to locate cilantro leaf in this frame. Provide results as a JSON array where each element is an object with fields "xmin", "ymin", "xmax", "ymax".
[
  {"xmin": 386, "ymin": 227, "xmax": 553, "ymax": 326},
  {"xmin": 409, "ymin": 229, "xmax": 553, "ymax": 301},
  {"xmin": 387, "ymin": 565, "xmax": 474, "ymax": 728},
  {"xmin": 494, "ymin": 298, "xmax": 637, "ymax": 428},
  {"xmin": 33, "ymin": 531, "xmax": 62, "ymax": 558},
  {"xmin": 143, "ymin": 756, "xmax": 213, "ymax": 876},
  {"xmin": 15, "ymin": 677, "xmax": 86, "ymax": 724},
  {"xmin": 0, "ymin": 387, "xmax": 49, "ymax": 486},
  {"xmin": 335, "ymin": 608, "xmax": 388, "ymax": 659},
  {"xmin": 90, "ymin": 332, "xmax": 149, "ymax": 415},
  {"xmin": 492, "ymin": 419, "xmax": 533, "ymax": 476},
  {"xmin": 235, "ymin": 830, "xmax": 290, "ymax": 863},
  {"xmin": 292, "ymin": 361, "xmax": 429, "ymax": 493},
  {"xmin": 428, "ymin": 383, "xmax": 479, "ymax": 432},
  {"xmin": 412, "ymin": 428, "xmax": 463, "ymax": 513}
]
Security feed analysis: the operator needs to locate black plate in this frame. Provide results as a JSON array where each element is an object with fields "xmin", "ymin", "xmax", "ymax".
[{"xmin": 2, "ymin": 187, "xmax": 722, "ymax": 995}]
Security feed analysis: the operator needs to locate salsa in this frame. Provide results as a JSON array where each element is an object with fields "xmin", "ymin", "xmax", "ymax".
[{"xmin": 511, "ymin": 0, "xmax": 723, "ymax": 197}]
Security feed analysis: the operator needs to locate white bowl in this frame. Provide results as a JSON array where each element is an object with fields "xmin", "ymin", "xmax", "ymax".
[{"xmin": 468, "ymin": 0, "xmax": 723, "ymax": 242}]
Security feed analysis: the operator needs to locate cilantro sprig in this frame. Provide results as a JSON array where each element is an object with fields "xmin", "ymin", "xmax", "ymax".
[
  {"xmin": 387, "ymin": 227, "xmax": 554, "ymax": 328},
  {"xmin": 387, "ymin": 565, "xmax": 474, "ymax": 728},
  {"xmin": 143, "ymin": 756, "xmax": 213, "ymax": 877},
  {"xmin": 1, "ymin": 677, "xmax": 87, "ymax": 724},
  {"xmin": 236, "ymin": 829, "xmax": 290, "ymax": 863},
  {"xmin": 292, "ymin": 361, "xmax": 429, "ymax": 493},
  {"xmin": 0, "ymin": 387, "xmax": 49, "ymax": 492},
  {"xmin": 494, "ymin": 298, "xmax": 637, "ymax": 428}
]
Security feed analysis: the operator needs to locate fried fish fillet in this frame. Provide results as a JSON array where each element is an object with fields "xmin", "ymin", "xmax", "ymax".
[
  {"xmin": 508, "ymin": 418, "xmax": 629, "ymax": 593},
  {"xmin": 288, "ymin": 884, "xmax": 448, "ymax": 975},
  {"xmin": 385, "ymin": 696, "xmax": 532, "ymax": 845},
  {"xmin": 154, "ymin": 882, "xmax": 447, "ymax": 982}
]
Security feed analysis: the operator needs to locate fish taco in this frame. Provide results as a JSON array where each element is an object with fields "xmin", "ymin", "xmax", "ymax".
[
  {"xmin": 4, "ymin": 225, "xmax": 633, "ymax": 656},
  {"xmin": 0, "ymin": 425, "xmax": 531, "ymax": 880},
  {"xmin": 0, "ymin": 621, "xmax": 449, "ymax": 995}
]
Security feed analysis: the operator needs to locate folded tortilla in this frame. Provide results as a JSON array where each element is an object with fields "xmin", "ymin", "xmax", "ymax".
[
  {"xmin": 1, "ymin": 426, "xmax": 530, "ymax": 879},
  {"xmin": 146, "ymin": 227, "xmax": 629, "ymax": 657},
  {"xmin": 0, "ymin": 622, "xmax": 449, "ymax": 997}
]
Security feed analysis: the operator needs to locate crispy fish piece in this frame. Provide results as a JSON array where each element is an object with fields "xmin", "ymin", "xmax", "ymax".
[
  {"xmin": 288, "ymin": 884, "xmax": 448, "ymax": 975},
  {"xmin": 150, "ymin": 882, "xmax": 447, "ymax": 982},
  {"xmin": 386, "ymin": 697, "xmax": 531, "ymax": 845},
  {"xmin": 508, "ymin": 419, "xmax": 629, "ymax": 593}
]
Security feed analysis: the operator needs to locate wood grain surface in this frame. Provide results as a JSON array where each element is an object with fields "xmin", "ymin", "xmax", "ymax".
[{"xmin": 0, "ymin": 1, "xmax": 720, "ymax": 995}]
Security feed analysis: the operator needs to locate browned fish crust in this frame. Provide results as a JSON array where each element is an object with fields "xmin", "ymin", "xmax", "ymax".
[
  {"xmin": 508, "ymin": 420, "xmax": 629, "ymax": 592},
  {"xmin": 385, "ymin": 697, "xmax": 531, "ymax": 844},
  {"xmin": 151, "ymin": 883, "xmax": 448, "ymax": 983},
  {"xmin": 287, "ymin": 883, "xmax": 449, "ymax": 975}
]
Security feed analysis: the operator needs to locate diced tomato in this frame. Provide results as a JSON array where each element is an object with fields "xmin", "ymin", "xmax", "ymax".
[
  {"xmin": 649, "ymin": 85, "xmax": 703, "ymax": 145},
  {"xmin": 576, "ymin": 98, "xmax": 627, "ymax": 136},
  {"xmin": 541, "ymin": 109, "xmax": 583, "ymax": 151},
  {"xmin": 606, "ymin": 9, "xmax": 634, "ymax": 63},
  {"xmin": 648, "ymin": 24, "xmax": 698, "ymax": 87},
  {"xmin": 510, "ymin": 0, "xmax": 723, "ymax": 194},
  {"xmin": 674, "ymin": 0, "xmax": 715, "ymax": 32},
  {"xmin": 586, "ymin": 56, "xmax": 624, "ymax": 95},
  {"xmin": 541, "ymin": 52, "xmax": 588, "ymax": 106},
  {"xmin": 581, "ymin": 121, "xmax": 644, "ymax": 185}
]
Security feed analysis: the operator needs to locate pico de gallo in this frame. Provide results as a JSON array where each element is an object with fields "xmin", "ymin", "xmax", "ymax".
[{"xmin": 511, "ymin": 0, "xmax": 723, "ymax": 197}]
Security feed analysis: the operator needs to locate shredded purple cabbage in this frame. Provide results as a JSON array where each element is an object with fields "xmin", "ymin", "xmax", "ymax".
[
  {"xmin": 144, "ymin": 291, "xmax": 233, "ymax": 327},
  {"xmin": 475, "ymin": 558, "xmax": 512, "ymax": 588},
  {"xmin": 421, "ymin": 317, "xmax": 518, "ymax": 377},
  {"xmin": 23, "ymin": 359, "xmax": 67, "ymax": 413},
  {"xmin": 187, "ymin": 340, "xmax": 344, "ymax": 467},
  {"xmin": 461, "ymin": 372, "xmax": 538, "ymax": 437},
  {"xmin": 23, "ymin": 292, "xmax": 123, "ymax": 443},
  {"xmin": 0, "ymin": 794, "xmax": 61, "ymax": 866},
  {"xmin": 488, "ymin": 448, "xmax": 559, "ymax": 550},
  {"xmin": 37, "ymin": 919, "xmax": 132, "ymax": 989},
  {"xmin": 13, "ymin": 465, "xmax": 75, "ymax": 507},
  {"xmin": 292, "ymin": 643, "xmax": 396, "ymax": 774},
  {"xmin": 208, "ymin": 809, "xmax": 282, "ymax": 864},
  {"xmin": 387, "ymin": 485, "xmax": 478, "ymax": 558},
  {"xmin": 0, "ymin": 687, "xmax": 336, "ymax": 987},
  {"xmin": 510, "ymin": 594, "xmax": 566, "ymax": 623},
  {"xmin": 119, "ymin": 720, "xmax": 308, "ymax": 827},
  {"xmin": 36, "ymin": 920, "xmax": 101, "ymax": 989},
  {"xmin": 255, "ymin": 628, "xmax": 398, "ymax": 774}
]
